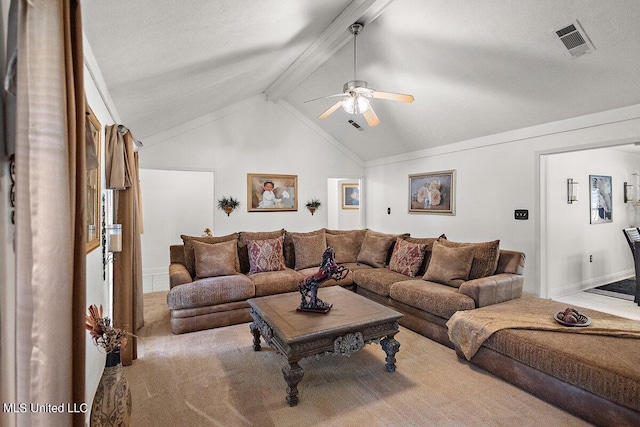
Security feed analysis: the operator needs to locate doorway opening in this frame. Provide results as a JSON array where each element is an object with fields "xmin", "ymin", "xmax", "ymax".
[{"xmin": 327, "ymin": 177, "xmax": 364, "ymax": 230}]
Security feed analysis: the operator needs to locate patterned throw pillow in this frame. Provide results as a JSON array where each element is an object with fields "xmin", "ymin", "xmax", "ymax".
[
  {"xmin": 388, "ymin": 237, "xmax": 428, "ymax": 277},
  {"xmin": 247, "ymin": 237, "xmax": 286, "ymax": 275}
]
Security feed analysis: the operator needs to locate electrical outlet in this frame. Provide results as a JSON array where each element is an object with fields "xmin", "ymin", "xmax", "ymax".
[
  {"xmin": 590, "ymin": 255, "xmax": 593, "ymax": 263},
  {"xmin": 514, "ymin": 209, "xmax": 529, "ymax": 220}
]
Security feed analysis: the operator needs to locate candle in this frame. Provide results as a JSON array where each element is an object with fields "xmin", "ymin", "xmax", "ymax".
[{"xmin": 108, "ymin": 224, "xmax": 122, "ymax": 252}]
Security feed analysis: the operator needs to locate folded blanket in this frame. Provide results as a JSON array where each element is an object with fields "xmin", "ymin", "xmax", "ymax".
[{"xmin": 448, "ymin": 305, "xmax": 640, "ymax": 360}]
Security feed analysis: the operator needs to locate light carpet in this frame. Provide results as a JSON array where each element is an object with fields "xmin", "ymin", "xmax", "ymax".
[{"xmin": 124, "ymin": 291, "xmax": 591, "ymax": 427}]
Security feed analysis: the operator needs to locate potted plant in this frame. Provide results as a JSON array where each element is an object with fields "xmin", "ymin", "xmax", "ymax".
[
  {"xmin": 306, "ymin": 198, "xmax": 321, "ymax": 215},
  {"xmin": 217, "ymin": 196, "xmax": 240, "ymax": 216}
]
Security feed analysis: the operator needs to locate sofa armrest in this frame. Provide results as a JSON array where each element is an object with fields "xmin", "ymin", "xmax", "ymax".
[
  {"xmin": 458, "ymin": 273, "xmax": 524, "ymax": 308},
  {"xmin": 169, "ymin": 263, "xmax": 193, "ymax": 289}
]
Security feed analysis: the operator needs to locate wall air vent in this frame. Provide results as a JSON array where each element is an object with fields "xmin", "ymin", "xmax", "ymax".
[
  {"xmin": 555, "ymin": 20, "xmax": 595, "ymax": 58},
  {"xmin": 348, "ymin": 119, "xmax": 364, "ymax": 131}
]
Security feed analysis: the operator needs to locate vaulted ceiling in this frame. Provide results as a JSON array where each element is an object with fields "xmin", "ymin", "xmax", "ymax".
[{"xmin": 82, "ymin": 0, "xmax": 640, "ymax": 162}]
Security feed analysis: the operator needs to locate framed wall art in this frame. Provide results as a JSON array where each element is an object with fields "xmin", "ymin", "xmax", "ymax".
[
  {"xmin": 341, "ymin": 183, "xmax": 360, "ymax": 209},
  {"xmin": 589, "ymin": 174, "xmax": 612, "ymax": 224},
  {"xmin": 409, "ymin": 170, "xmax": 455, "ymax": 214},
  {"xmin": 247, "ymin": 173, "xmax": 298, "ymax": 212},
  {"xmin": 86, "ymin": 105, "xmax": 102, "ymax": 252}
]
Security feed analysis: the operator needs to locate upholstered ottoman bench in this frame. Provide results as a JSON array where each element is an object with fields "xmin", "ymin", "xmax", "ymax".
[{"xmin": 447, "ymin": 296, "xmax": 640, "ymax": 427}]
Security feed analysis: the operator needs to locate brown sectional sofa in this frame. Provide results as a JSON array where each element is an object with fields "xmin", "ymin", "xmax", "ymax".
[
  {"xmin": 166, "ymin": 227, "xmax": 640, "ymax": 425},
  {"xmin": 167, "ymin": 228, "xmax": 523, "ymax": 340}
]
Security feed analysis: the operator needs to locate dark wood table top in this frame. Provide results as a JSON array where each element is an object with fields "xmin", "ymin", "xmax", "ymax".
[{"xmin": 248, "ymin": 286, "xmax": 402, "ymax": 345}]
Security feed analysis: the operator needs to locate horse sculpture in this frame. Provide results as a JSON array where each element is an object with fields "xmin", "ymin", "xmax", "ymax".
[{"xmin": 297, "ymin": 246, "xmax": 349, "ymax": 313}]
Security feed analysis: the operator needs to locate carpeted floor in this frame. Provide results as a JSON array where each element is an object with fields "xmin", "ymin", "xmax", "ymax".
[
  {"xmin": 124, "ymin": 291, "xmax": 591, "ymax": 427},
  {"xmin": 588, "ymin": 279, "xmax": 636, "ymax": 301}
]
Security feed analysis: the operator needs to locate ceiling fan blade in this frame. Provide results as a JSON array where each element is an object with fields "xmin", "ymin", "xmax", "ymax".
[
  {"xmin": 318, "ymin": 100, "xmax": 343, "ymax": 120},
  {"xmin": 372, "ymin": 91, "xmax": 415, "ymax": 103},
  {"xmin": 305, "ymin": 93, "xmax": 347, "ymax": 103},
  {"xmin": 363, "ymin": 106, "xmax": 380, "ymax": 127}
]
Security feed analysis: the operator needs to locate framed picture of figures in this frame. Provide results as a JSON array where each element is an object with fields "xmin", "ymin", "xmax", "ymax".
[
  {"xmin": 409, "ymin": 170, "xmax": 456, "ymax": 215},
  {"xmin": 86, "ymin": 105, "xmax": 102, "ymax": 252},
  {"xmin": 589, "ymin": 174, "xmax": 612, "ymax": 224},
  {"xmin": 247, "ymin": 173, "xmax": 298, "ymax": 212}
]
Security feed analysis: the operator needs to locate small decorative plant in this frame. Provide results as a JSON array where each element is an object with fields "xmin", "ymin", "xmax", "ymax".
[
  {"xmin": 217, "ymin": 196, "xmax": 240, "ymax": 216},
  {"xmin": 306, "ymin": 198, "xmax": 321, "ymax": 215},
  {"xmin": 85, "ymin": 304, "xmax": 129, "ymax": 354}
]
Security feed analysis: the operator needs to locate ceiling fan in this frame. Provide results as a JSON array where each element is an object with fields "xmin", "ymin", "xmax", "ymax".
[{"xmin": 306, "ymin": 23, "xmax": 414, "ymax": 127}]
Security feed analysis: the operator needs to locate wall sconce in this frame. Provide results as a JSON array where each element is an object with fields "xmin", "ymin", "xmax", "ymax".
[
  {"xmin": 624, "ymin": 182, "xmax": 634, "ymax": 203},
  {"xmin": 102, "ymin": 192, "xmax": 122, "ymax": 279},
  {"xmin": 567, "ymin": 178, "xmax": 578, "ymax": 204}
]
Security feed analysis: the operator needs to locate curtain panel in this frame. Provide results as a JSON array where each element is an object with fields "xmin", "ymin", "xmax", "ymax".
[
  {"xmin": 14, "ymin": 1, "xmax": 86, "ymax": 426},
  {"xmin": 105, "ymin": 124, "xmax": 144, "ymax": 366}
]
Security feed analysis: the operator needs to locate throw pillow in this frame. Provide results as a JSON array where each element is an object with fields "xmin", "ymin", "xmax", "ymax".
[
  {"xmin": 357, "ymin": 230, "xmax": 407, "ymax": 268},
  {"xmin": 192, "ymin": 239, "xmax": 239, "ymax": 278},
  {"xmin": 325, "ymin": 230, "xmax": 366, "ymax": 263},
  {"xmin": 388, "ymin": 237, "xmax": 428, "ymax": 277},
  {"xmin": 437, "ymin": 239, "xmax": 500, "ymax": 280},
  {"xmin": 238, "ymin": 229, "xmax": 285, "ymax": 273},
  {"xmin": 292, "ymin": 233, "xmax": 327, "ymax": 270},
  {"xmin": 181, "ymin": 233, "xmax": 239, "ymax": 277},
  {"xmin": 404, "ymin": 233, "xmax": 447, "ymax": 276},
  {"xmin": 284, "ymin": 229, "xmax": 325, "ymax": 269},
  {"xmin": 247, "ymin": 237, "xmax": 286, "ymax": 275},
  {"xmin": 423, "ymin": 241, "xmax": 475, "ymax": 287}
]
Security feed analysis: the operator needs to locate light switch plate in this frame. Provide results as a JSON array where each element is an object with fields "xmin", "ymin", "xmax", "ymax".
[{"xmin": 515, "ymin": 209, "xmax": 529, "ymax": 220}]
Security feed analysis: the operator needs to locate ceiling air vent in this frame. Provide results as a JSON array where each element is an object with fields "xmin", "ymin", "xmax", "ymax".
[
  {"xmin": 555, "ymin": 20, "xmax": 595, "ymax": 58},
  {"xmin": 348, "ymin": 119, "xmax": 364, "ymax": 131}
]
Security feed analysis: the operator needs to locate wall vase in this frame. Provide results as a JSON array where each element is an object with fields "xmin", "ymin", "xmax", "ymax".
[{"xmin": 90, "ymin": 350, "xmax": 132, "ymax": 426}]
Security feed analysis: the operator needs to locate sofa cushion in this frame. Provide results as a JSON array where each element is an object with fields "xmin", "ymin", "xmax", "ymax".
[
  {"xmin": 192, "ymin": 239, "xmax": 239, "ymax": 278},
  {"xmin": 247, "ymin": 237, "xmax": 286, "ymax": 275},
  {"xmin": 238, "ymin": 229, "xmax": 285, "ymax": 273},
  {"xmin": 423, "ymin": 242, "xmax": 475, "ymax": 287},
  {"xmin": 181, "ymin": 233, "xmax": 239, "ymax": 277},
  {"xmin": 353, "ymin": 267, "xmax": 413, "ymax": 297},
  {"xmin": 292, "ymin": 232, "xmax": 327, "ymax": 270},
  {"xmin": 325, "ymin": 229, "xmax": 367, "ymax": 263},
  {"xmin": 357, "ymin": 230, "xmax": 406, "ymax": 268},
  {"xmin": 404, "ymin": 234, "xmax": 447, "ymax": 276},
  {"xmin": 438, "ymin": 239, "xmax": 500, "ymax": 280},
  {"xmin": 167, "ymin": 274, "xmax": 255, "ymax": 310},
  {"xmin": 249, "ymin": 268, "xmax": 305, "ymax": 297},
  {"xmin": 389, "ymin": 279, "xmax": 475, "ymax": 319},
  {"xmin": 388, "ymin": 237, "xmax": 427, "ymax": 277},
  {"xmin": 283, "ymin": 229, "xmax": 325, "ymax": 269}
]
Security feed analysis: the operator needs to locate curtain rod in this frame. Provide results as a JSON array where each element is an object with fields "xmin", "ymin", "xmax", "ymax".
[{"xmin": 117, "ymin": 124, "xmax": 144, "ymax": 148}]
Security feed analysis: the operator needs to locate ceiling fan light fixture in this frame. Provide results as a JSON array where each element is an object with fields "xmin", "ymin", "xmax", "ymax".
[{"xmin": 342, "ymin": 95, "xmax": 370, "ymax": 114}]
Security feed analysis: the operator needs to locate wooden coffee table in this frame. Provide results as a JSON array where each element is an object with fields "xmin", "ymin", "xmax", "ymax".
[{"xmin": 248, "ymin": 286, "xmax": 402, "ymax": 406}]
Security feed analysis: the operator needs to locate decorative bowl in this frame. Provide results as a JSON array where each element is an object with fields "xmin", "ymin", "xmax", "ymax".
[{"xmin": 554, "ymin": 311, "xmax": 591, "ymax": 327}]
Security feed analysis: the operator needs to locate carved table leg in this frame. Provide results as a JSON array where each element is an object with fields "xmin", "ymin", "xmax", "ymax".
[
  {"xmin": 249, "ymin": 322, "xmax": 261, "ymax": 351},
  {"xmin": 380, "ymin": 334, "xmax": 400, "ymax": 373},
  {"xmin": 282, "ymin": 361, "xmax": 305, "ymax": 407}
]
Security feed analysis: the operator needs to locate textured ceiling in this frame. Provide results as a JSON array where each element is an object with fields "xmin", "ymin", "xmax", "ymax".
[{"xmin": 83, "ymin": 0, "xmax": 640, "ymax": 162}]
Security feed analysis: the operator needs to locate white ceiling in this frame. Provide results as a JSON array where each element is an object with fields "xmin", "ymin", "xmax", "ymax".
[{"xmin": 82, "ymin": 0, "xmax": 640, "ymax": 162}]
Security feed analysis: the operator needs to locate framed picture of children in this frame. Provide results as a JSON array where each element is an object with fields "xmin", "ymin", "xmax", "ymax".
[
  {"xmin": 589, "ymin": 174, "xmax": 612, "ymax": 224},
  {"xmin": 341, "ymin": 183, "xmax": 360, "ymax": 209},
  {"xmin": 409, "ymin": 170, "xmax": 456, "ymax": 214},
  {"xmin": 247, "ymin": 173, "xmax": 298, "ymax": 212}
]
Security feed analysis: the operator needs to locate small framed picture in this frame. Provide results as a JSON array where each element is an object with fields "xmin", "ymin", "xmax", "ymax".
[
  {"xmin": 409, "ymin": 170, "xmax": 455, "ymax": 214},
  {"xmin": 589, "ymin": 175, "xmax": 612, "ymax": 224},
  {"xmin": 342, "ymin": 183, "xmax": 360, "ymax": 209},
  {"xmin": 247, "ymin": 173, "xmax": 297, "ymax": 212}
]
